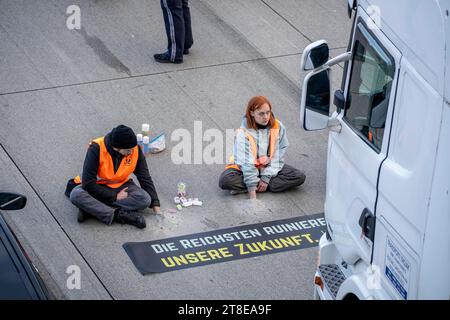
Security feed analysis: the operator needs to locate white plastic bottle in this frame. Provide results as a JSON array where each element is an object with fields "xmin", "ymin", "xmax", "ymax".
[
  {"xmin": 142, "ymin": 123, "xmax": 150, "ymax": 137},
  {"xmin": 142, "ymin": 136, "xmax": 150, "ymax": 155},
  {"xmin": 136, "ymin": 133, "xmax": 143, "ymax": 150}
]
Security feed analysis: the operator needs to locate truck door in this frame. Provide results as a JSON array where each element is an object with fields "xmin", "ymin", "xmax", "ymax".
[{"xmin": 326, "ymin": 14, "xmax": 400, "ymax": 265}]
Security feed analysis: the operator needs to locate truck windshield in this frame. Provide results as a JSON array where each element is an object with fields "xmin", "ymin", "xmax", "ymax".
[{"xmin": 344, "ymin": 22, "xmax": 395, "ymax": 152}]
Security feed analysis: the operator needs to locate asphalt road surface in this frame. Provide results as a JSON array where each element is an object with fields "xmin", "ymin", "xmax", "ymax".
[{"xmin": 0, "ymin": 0, "xmax": 351, "ymax": 299}]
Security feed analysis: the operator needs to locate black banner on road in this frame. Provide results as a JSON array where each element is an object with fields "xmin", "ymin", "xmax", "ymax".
[{"xmin": 123, "ymin": 213, "xmax": 325, "ymax": 274}]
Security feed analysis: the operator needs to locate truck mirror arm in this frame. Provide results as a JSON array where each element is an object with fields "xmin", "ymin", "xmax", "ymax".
[
  {"xmin": 327, "ymin": 117, "xmax": 342, "ymax": 133},
  {"xmin": 324, "ymin": 52, "xmax": 352, "ymax": 68}
]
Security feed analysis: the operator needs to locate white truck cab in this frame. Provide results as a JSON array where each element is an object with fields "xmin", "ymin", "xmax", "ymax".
[{"xmin": 299, "ymin": 0, "xmax": 449, "ymax": 299}]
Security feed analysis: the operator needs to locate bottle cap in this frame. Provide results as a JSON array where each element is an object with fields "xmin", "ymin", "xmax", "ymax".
[
  {"xmin": 142, "ymin": 123, "xmax": 150, "ymax": 132},
  {"xmin": 143, "ymin": 136, "xmax": 150, "ymax": 143},
  {"xmin": 136, "ymin": 134, "xmax": 143, "ymax": 142}
]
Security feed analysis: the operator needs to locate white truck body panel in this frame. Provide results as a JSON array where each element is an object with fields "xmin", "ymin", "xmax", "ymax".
[{"xmin": 305, "ymin": 0, "xmax": 449, "ymax": 299}]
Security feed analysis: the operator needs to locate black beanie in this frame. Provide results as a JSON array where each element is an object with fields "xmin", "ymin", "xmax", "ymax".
[{"xmin": 110, "ymin": 125, "xmax": 137, "ymax": 149}]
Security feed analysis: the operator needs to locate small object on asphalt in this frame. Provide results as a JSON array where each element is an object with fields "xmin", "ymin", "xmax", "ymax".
[
  {"xmin": 142, "ymin": 123, "xmax": 150, "ymax": 137},
  {"xmin": 174, "ymin": 182, "xmax": 203, "ymax": 209},
  {"xmin": 182, "ymin": 200, "xmax": 193, "ymax": 207},
  {"xmin": 167, "ymin": 208, "xmax": 177, "ymax": 214},
  {"xmin": 142, "ymin": 136, "xmax": 150, "ymax": 155},
  {"xmin": 149, "ymin": 133, "xmax": 166, "ymax": 153},
  {"xmin": 176, "ymin": 204, "xmax": 183, "ymax": 211},
  {"xmin": 179, "ymin": 197, "xmax": 187, "ymax": 204},
  {"xmin": 137, "ymin": 134, "xmax": 143, "ymax": 149},
  {"xmin": 177, "ymin": 182, "xmax": 186, "ymax": 197}
]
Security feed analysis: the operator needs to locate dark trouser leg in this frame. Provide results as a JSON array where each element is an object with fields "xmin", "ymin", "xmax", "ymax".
[
  {"xmin": 70, "ymin": 181, "xmax": 152, "ymax": 224},
  {"xmin": 219, "ymin": 168, "xmax": 247, "ymax": 191},
  {"xmin": 113, "ymin": 181, "xmax": 152, "ymax": 211},
  {"xmin": 182, "ymin": 0, "xmax": 193, "ymax": 50},
  {"xmin": 69, "ymin": 185, "xmax": 115, "ymax": 225},
  {"xmin": 160, "ymin": 0, "xmax": 184, "ymax": 61},
  {"xmin": 268, "ymin": 164, "xmax": 306, "ymax": 193}
]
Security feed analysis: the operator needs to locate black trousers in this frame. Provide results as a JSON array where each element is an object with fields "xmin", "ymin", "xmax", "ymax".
[
  {"xmin": 160, "ymin": 0, "xmax": 193, "ymax": 61},
  {"xmin": 70, "ymin": 180, "xmax": 151, "ymax": 225},
  {"xmin": 219, "ymin": 164, "xmax": 306, "ymax": 193}
]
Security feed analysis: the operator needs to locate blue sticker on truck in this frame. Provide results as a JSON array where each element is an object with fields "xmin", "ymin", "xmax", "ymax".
[
  {"xmin": 385, "ymin": 266, "xmax": 407, "ymax": 299},
  {"xmin": 385, "ymin": 237, "xmax": 410, "ymax": 300}
]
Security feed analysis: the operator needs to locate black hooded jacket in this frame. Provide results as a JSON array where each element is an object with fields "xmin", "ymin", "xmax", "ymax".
[{"xmin": 81, "ymin": 133, "xmax": 160, "ymax": 208}]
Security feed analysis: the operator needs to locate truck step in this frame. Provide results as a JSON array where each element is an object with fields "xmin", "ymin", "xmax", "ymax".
[{"xmin": 318, "ymin": 264, "xmax": 347, "ymax": 299}]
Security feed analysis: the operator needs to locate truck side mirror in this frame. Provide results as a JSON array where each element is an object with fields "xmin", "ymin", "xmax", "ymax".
[
  {"xmin": 0, "ymin": 192, "xmax": 27, "ymax": 210},
  {"xmin": 300, "ymin": 40, "xmax": 329, "ymax": 71},
  {"xmin": 300, "ymin": 69, "xmax": 331, "ymax": 131},
  {"xmin": 334, "ymin": 89, "xmax": 345, "ymax": 113},
  {"xmin": 347, "ymin": 0, "xmax": 357, "ymax": 18}
]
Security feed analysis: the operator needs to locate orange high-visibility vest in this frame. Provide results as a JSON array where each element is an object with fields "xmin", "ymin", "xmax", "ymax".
[
  {"xmin": 74, "ymin": 136, "xmax": 139, "ymax": 189},
  {"xmin": 225, "ymin": 119, "xmax": 280, "ymax": 171}
]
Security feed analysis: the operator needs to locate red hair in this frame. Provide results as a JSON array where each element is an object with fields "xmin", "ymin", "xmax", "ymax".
[{"xmin": 245, "ymin": 96, "xmax": 275, "ymax": 129}]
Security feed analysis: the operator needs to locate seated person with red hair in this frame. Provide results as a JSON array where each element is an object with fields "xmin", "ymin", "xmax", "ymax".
[{"xmin": 219, "ymin": 96, "xmax": 306, "ymax": 199}]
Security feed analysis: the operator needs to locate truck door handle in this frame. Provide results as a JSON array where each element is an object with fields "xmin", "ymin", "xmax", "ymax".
[{"xmin": 358, "ymin": 208, "xmax": 376, "ymax": 242}]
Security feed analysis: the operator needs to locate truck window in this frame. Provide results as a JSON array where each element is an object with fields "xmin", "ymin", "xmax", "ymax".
[{"xmin": 344, "ymin": 23, "xmax": 395, "ymax": 152}]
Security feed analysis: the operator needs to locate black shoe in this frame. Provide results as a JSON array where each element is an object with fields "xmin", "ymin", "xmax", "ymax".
[
  {"xmin": 114, "ymin": 209, "xmax": 146, "ymax": 229},
  {"xmin": 77, "ymin": 209, "xmax": 90, "ymax": 223},
  {"xmin": 153, "ymin": 51, "xmax": 183, "ymax": 64},
  {"xmin": 183, "ymin": 48, "xmax": 190, "ymax": 55}
]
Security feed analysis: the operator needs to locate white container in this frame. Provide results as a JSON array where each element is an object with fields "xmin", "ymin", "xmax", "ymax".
[
  {"xmin": 142, "ymin": 136, "xmax": 150, "ymax": 154},
  {"xmin": 141, "ymin": 123, "xmax": 150, "ymax": 137},
  {"xmin": 136, "ymin": 134, "xmax": 143, "ymax": 149}
]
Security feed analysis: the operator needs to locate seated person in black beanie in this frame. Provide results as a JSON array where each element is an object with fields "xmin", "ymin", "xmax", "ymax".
[{"xmin": 68, "ymin": 125, "xmax": 160, "ymax": 229}]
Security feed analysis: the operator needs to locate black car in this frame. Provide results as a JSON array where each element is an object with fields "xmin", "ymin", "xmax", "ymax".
[{"xmin": 0, "ymin": 192, "xmax": 50, "ymax": 299}]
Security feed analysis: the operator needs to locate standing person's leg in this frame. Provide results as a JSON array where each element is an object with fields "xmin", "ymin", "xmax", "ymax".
[
  {"xmin": 113, "ymin": 181, "xmax": 152, "ymax": 211},
  {"xmin": 160, "ymin": 0, "xmax": 172, "ymax": 51},
  {"xmin": 69, "ymin": 185, "xmax": 115, "ymax": 225},
  {"xmin": 219, "ymin": 169, "xmax": 247, "ymax": 193},
  {"xmin": 182, "ymin": 0, "xmax": 193, "ymax": 53},
  {"xmin": 267, "ymin": 164, "xmax": 306, "ymax": 193},
  {"xmin": 157, "ymin": 0, "xmax": 185, "ymax": 62}
]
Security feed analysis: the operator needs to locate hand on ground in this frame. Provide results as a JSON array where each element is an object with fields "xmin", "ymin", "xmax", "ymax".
[
  {"xmin": 152, "ymin": 206, "xmax": 161, "ymax": 214},
  {"xmin": 257, "ymin": 181, "xmax": 268, "ymax": 193}
]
